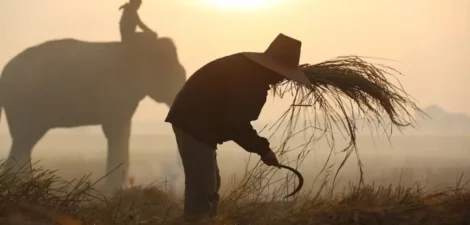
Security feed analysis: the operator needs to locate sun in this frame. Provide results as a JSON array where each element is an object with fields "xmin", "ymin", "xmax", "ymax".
[{"xmin": 207, "ymin": 0, "xmax": 274, "ymax": 10}]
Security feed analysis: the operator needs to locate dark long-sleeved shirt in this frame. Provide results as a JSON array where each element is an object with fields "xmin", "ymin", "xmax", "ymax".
[{"xmin": 165, "ymin": 53, "xmax": 273, "ymax": 156}]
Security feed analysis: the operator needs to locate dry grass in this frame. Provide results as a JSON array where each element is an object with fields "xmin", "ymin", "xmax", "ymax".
[
  {"xmin": 268, "ymin": 55, "xmax": 424, "ymax": 190},
  {"xmin": 1, "ymin": 164, "xmax": 469, "ymax": 225}
]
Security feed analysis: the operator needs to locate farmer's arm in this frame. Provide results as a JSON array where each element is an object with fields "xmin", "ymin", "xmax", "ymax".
[
  {"xmin": 230, "ymin": 123, "xmax": 271, "ymax": 156},
  {"xmin": 222, "ymin": 82, "xmax": 272, "ymax": 156}
]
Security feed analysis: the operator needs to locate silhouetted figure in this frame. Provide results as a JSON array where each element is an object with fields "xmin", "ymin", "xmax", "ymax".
[
  {"xmin": 165, "ymin": 33, "xmax": 311, "ymax": 222},
  {"xmin": 119, "ymin": 0, "xmax": 156, "ymax": 44}
]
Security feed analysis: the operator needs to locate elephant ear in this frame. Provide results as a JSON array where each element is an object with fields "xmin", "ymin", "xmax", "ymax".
[
  {"xmin": 123, "ymin": 33, "xmax": 158, "ymax": 58},
  {"xmin": 151, "ymin": 38, "xmax": 180, "ymax": 64}
]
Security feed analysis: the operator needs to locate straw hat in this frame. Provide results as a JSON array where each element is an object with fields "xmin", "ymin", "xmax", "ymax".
[{"xmin": 243, "ymin": 33, "xmax": 311, "ymax": 86}]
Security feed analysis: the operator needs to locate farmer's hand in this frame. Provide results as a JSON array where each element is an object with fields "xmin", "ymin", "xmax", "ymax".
[{"xmin": 261, "ymin": 150, "xmax": 281, "ymax": 168}]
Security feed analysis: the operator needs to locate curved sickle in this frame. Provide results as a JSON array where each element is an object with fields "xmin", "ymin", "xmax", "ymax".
[{"xmin": 279, "ymin": 164, "xmax": 304, "ymax": 198}]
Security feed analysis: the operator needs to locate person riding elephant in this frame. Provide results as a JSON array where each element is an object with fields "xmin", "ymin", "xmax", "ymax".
[
  {"xmin": 119, "ymin": 0, "xmax": 157, "ymax": 44},
  {"xmin": 119, "ymin": 0, "xmax": 157, "ymax": 74}
]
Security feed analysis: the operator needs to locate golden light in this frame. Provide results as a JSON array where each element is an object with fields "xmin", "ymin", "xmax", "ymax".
[{"xmin": 207, "ymin": 0, "xmax": 277, "ymax": 10}]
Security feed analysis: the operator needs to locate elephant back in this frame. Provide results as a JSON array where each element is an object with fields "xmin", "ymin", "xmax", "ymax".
[{"xmin": 0, "ymin": 39, "xmax": 144, "ymax": 105}]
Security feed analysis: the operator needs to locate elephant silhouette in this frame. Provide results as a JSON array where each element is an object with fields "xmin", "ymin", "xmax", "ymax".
[{"xmin": 0, "ymin": 35, "xmax": 186, "ymax": 192}]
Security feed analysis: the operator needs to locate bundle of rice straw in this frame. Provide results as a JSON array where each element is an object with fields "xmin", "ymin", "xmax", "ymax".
[{"xmin": 270, "ymin": 55, "xmax": 423, "ymax": 188}]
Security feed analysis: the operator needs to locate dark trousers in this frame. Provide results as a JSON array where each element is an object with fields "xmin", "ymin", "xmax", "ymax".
[
  {"xmin": 120, "ymin": 27, "xmax": 156, "ymax": 44},
  {"xmin": 172, "ymin": 125, "xmax": 221, "ymax": 222}
]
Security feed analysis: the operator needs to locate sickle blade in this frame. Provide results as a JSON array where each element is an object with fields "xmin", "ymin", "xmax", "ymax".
[{"xmin": 279, "ymin": 164, "xmax": 304, "ymax": 198}]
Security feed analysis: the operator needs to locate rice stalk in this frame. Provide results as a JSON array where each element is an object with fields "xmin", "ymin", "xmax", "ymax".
[{"xmin": 270, "ymin": 55, "xmax": 424, "ymax": 191}]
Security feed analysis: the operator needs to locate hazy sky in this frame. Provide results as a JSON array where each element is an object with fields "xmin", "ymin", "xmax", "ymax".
[{"xmin": 1, "ymin": 0, "xmax": 469, "ymax": 122}]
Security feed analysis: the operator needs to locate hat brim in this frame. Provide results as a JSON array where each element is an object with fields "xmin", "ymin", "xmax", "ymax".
[{"xmin": 243, "ymin": 52, "xmax": 311, "ymax": 86}]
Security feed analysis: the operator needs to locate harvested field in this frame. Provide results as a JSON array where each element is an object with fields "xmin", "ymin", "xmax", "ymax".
[{"xmin": 0, "ymin": 164, "xmax": 469, "ymax": 225}]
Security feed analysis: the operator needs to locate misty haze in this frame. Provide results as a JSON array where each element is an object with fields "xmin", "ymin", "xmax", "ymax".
[
  {"xmin": 0, "ymin": 105, "xmax": 469, "ymax": 197},
  {"xmin": 0, "ymin": 0, "xmax": 469, "ymax": 224}
]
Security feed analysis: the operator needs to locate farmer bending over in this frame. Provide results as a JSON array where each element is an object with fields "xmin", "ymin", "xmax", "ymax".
[
  {"xmin": 165, "ymin": 33, "xmax": 311, "ymax": 223},
  {"xmin": 119, "ymin": 0, "xmax": 156, "ymax": 44}
]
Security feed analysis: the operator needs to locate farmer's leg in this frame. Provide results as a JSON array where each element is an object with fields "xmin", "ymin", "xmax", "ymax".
[{"xmin": 172, "ymin": 125, "xmax": 218, "ymax": 222}]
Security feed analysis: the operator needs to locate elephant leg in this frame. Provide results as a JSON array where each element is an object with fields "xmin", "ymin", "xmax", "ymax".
[
  {"xmin": 3, "ymin": 126, "xmax": 48, "ymax": 177},
  {"xmin": 102, "ymin": 120, "xmax": 131, "ymax": 192}
]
